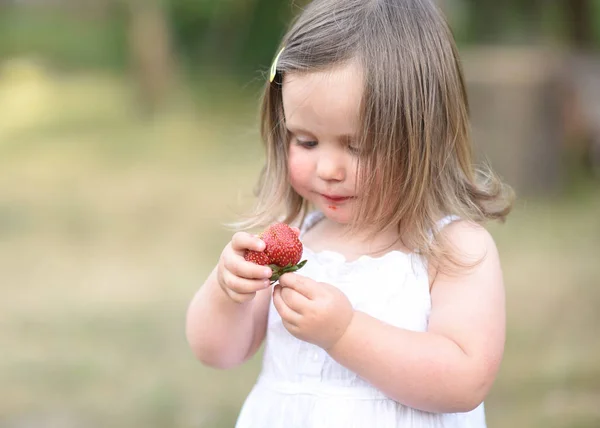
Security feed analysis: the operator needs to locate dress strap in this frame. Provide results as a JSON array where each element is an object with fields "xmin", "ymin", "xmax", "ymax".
[
  {"xmin": 429, "ymin": 215, "xmax": 460, "ymax": 242},
  {"xmin": 300, "ymin": 211, "xmax": 325, "ymax": 236},
  {"xmin": 437, "ymin": 215, "xmax": 460, "ymax": 230}
]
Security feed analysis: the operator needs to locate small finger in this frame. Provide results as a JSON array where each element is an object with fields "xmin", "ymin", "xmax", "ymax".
[
  {"xmin": 273, "ymin": 285, "xmax": 301, "ymax": 325},
  {"xmin": 231, "ymin": 232, "xmax": 266, "ymax": 253},
  {"xmin": 228, "ymin": 258, "xmax": 272, "ymax": 280},
  {"xmin": 224, "ymin": 271, "xmax": 270, "ymax": 294},
  {"xmin": 279, "ymin": 273, "xmax": 315, "ymax": 300}
]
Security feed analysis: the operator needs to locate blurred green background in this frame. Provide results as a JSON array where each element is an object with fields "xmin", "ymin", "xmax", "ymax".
[{"xmin": 0, "ymin": 0, "xmax": 599, "ymax": 427}]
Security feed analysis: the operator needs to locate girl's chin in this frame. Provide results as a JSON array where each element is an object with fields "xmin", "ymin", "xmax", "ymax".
[
  {"xmin": 319, "ymin": 203, "xmax": 353, "ymax": 223},
  {"xmin": 299, "ymin": 192, "xmax": 354, "ymax": 222}
]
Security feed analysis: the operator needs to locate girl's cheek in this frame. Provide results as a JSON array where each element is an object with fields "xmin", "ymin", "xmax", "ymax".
[
  {"xmin": 288, "ymin": 163, "xmax": 308, "ymax": 192},
  {"xmin": 287, "ymin": 150, "xmax": 310, "ymax": 183}
]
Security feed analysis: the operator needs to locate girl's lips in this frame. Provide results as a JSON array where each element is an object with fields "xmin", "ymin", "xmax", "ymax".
[{"xmin": 321, "ymin": 194, "xmax": 353, "ymax": 203}]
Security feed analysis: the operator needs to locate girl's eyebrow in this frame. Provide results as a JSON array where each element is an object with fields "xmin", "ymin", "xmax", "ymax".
[{"xmin": 286, "ymin": 124, "xmax": 312, "ymax": 134}]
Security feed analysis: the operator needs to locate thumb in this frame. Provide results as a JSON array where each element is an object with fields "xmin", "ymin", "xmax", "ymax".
[{"xmin": 279, "ymin": 273, "xmax": 315, "ymax": 299}]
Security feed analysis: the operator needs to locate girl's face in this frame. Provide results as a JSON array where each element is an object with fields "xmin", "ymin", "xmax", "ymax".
[{"xmin": 282, "ymin": 62, "xmax": 363, "ymax": 225}]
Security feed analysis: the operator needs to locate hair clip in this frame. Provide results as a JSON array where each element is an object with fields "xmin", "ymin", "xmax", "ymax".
[{"xmin": 269, "ymin": 46, "xmax": 285, "ymax": 83}]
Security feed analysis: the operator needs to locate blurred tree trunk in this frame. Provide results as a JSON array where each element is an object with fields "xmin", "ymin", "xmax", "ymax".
[
  {"xmin": 127, "ymin": 0, "xmax": 175, "ymax": 114},
  {"xmin": 565, "ymin": 0, "xmax": 594, "ymax": 48},
  {"xmin": 463, "ymin": 48, "xmax": 565, "ymax": 196}
]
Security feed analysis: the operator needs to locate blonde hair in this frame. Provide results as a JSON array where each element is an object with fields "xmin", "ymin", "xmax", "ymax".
[{"xmin": 241, "ymin": 0, "xmax": 514, "ymax": 268}]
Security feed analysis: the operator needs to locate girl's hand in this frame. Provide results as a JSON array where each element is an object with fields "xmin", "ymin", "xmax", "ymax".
[
  {"xmin": 216, "ymin": 232, "xmax": 273, "ymax": 304},
  {"xmin": 273, "ymin": 273, "xmax": 354, "ymax": 350}
]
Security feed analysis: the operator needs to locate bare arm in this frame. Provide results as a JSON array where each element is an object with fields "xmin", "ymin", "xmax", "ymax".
[
  {"xmin": 185, "ymin": 233, "xmax": 274, "ymax": 369},
  {"xmin": 186, "ymin": 268, "xmax": 271, "ymax": 368},
  {"xmin": 325, "ymin": 222, "xmax": 506, "ymax": 412}
]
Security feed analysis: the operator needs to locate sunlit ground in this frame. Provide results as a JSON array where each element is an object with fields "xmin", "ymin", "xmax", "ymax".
[{"xmin": 0, "ymin": 64, "xmax": 598, "ymax": 428}]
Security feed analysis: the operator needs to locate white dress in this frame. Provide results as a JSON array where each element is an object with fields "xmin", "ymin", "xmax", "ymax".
[{"xmin": 235, "ymin": 212, "xmax": 487, "ymax": 428}]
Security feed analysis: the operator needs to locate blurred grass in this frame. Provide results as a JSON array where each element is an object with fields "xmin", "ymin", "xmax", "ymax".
[{"xmin": 0, "ymin": 63, "xmax": 599, "ymax": 428}]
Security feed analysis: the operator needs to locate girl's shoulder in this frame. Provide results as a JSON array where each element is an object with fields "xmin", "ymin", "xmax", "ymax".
[{"xmin": 432, "ymin": 215, "xmax": 496, "ymax": 259}]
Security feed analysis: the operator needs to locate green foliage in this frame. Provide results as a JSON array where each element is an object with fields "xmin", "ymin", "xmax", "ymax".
[
  {"xmin": 167, "ymin": 0, "xmax": 293, "ymax": 77},
  {"xmin": 0, "ymin": 1, "xmax": 598, "ymax": 81},
  {"xmin": 457, "ymin": 0, "xmax": 600, "ymax": 47},
  {"xmin": 0, "ymin": 6, "xmax": 128, "ymax": 69}
]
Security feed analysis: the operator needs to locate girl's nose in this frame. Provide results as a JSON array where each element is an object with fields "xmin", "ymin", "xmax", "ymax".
[{"xmin": 317, "ymin": 152, "xmax": 345, "ymax": 182}]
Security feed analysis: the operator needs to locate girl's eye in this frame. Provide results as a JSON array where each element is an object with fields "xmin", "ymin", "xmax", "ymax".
[
  {"xmin": 348, "ymin": 145, "xmax": 361, "ymax": 155},
  {"xmin": 296, "ymin": 139, "xmax": 318, "ymax": 148}
]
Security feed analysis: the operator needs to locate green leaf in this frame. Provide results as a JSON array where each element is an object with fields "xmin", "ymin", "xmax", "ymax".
[{"xmin": 268, "ymin": 259, "xmax": 307, "ymax": 282}]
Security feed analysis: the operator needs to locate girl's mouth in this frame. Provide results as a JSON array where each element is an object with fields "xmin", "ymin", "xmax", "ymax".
[{"xmin": 322, "ymin": 194, "xmax": 352, "ymax": 203}]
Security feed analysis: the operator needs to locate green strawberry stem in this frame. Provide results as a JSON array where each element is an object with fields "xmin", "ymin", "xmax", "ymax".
[{"xmin": 269, "ymin": 260, "xmax": 307, "ymax": 284}]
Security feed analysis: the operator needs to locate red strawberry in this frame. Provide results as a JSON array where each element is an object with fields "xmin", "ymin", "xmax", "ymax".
[
  {"xmin": 244, "ymin": 223, "xmax": 307, "ymax": 282},
  {"xmin": 261, "ymin": 223, "xmax": 303, "ymax": 267},
  {"xmin": 244, "ymin": 250, "xmax": 270, "ymax": 266}
]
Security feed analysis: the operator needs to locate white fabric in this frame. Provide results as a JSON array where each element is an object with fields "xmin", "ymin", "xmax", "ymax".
[{"xmin": 235, "ymin": 212, "xmax": 486, "ymax": 428}]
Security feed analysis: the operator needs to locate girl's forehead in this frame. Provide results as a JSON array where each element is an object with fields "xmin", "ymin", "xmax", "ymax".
[{"xmin": 282, "ymin": 63, "xmax": 362, "ymax": 137}]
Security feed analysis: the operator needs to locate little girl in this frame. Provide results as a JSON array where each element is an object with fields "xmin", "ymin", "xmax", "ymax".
[{"xmin": 186, "ymin": 0, "xmax": 514, "ymax": 427}]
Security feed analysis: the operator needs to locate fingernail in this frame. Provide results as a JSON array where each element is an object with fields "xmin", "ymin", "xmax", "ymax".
[
  {"xmin": 263, "ymin": 280, "xmax": 271, "ymax": 287},
  {"xmin": 264, "ymin": 268, "xmax": 272, "ymax": 277}
]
